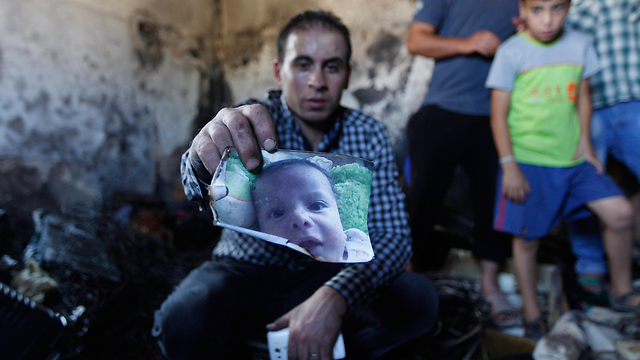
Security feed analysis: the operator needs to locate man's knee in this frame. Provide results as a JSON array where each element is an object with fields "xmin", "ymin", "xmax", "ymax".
[{"xmin": 387, "ymin": 271, "xmax": 439, "ymax": 335}]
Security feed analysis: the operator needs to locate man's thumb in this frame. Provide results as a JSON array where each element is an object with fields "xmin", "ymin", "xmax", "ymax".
[{"xmin": 266, "ymin": 314, "xmax": 290, "ymax": 331}]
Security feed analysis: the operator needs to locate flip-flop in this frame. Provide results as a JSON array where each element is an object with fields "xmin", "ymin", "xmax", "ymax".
[
  {"xmin": 609, "ymin": 288, "xmax": 640, "ymax": 314},
  {"xmin": 576, "ymin": 276, "xmax": 610, "ymax": 307},
  {"xmin": 524, "ymin": 316, "xmax": 548, "ymax": 340},
  {"xmin": 578, "ymin": 276, "xmax": 605, "ymax": 294},
  {"xmin": 483, "ymin": 289, "xmax": 519, "ymax": 328}
]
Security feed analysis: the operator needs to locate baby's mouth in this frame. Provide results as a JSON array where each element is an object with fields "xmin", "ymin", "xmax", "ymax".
[{"xmin": 297, "ymin": 237, "xmax": 322, "ymax": 250}]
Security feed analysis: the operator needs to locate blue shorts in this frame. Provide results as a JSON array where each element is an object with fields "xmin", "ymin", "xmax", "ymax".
[{"xmin": 494, "ymin": 162, "xmax": 623, "ymax": 240}]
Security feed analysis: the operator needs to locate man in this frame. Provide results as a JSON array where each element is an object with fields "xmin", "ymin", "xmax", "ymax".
[
  {"xmin": 564, "ymin": 0, "xmax": 640, "ymax": 301},
  {"xmin": 153, "ymin": 10, "xmax": 438, "ymax": 360},
  {"xmin": 405, "ymin": 0, "xmax": 519, "ymax": 328}
]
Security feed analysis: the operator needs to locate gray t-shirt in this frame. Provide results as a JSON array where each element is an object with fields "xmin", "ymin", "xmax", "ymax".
[{"xmin": 413, "ymin": 0, "xmax": 519, "ymax": 116}]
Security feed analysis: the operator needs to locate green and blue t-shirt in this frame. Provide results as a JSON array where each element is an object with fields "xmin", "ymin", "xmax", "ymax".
[{"xmin": 486, "ymin": 30, "xmax": 600, "ymax": 167}]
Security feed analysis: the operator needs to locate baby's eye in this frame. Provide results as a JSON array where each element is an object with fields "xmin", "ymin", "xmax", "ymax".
[
  {"xmin": 308, "ymin": 201, "xmax": 328, "ymax": 211},
  {"xmin": 270, "ymin": 209, "xmax": 286, "ymax": 219}
]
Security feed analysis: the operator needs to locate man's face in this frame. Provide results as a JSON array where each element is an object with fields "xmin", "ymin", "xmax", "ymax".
[
  {"xmin": 274, "ymin": 28, "xmax": 350, "ymax": 126},
  {"xmin": 520, "ymin": 0, "xmax": 570, "ymax": 43},
  {"xmin": 253, "ymin": 165, "xmax": 347, "ymax": 262}
]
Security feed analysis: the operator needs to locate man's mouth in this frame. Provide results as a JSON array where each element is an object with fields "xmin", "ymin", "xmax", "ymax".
[{"xmin": 306, "ymin": 98, "xmax": 327, "ymax": 108}]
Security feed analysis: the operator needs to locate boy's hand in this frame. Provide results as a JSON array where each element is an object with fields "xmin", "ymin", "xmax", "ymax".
[
  {"xmin": 574, "ymin": 137, "xmax": 604, "ymax": 174},
  {"xmin": 502, "ymin": 162, "xmax": 530, "ymax": 203}
]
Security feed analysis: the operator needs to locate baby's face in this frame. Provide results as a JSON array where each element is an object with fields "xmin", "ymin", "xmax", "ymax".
[{"xmin": 253, "ymin": 165, "xmax": 347, "ymax": 261}]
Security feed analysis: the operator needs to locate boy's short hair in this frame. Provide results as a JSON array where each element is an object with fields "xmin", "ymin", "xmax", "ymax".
[
  {"xmin": 251, "ymin": 158, "xmax": 336, "ymax": 200},
  {"xmin": 277, "ymin": 10, "xmax": 352, "ymax": 62}
]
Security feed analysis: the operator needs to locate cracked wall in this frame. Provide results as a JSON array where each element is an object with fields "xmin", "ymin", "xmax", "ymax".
[{"xmin": 0, "ymin": 0, "xmax": 218, "ymax": 210}]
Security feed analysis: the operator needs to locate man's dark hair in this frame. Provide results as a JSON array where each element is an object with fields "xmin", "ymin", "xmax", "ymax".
[{"xmin": 277, "ymin": 10, "xmax": 352, "ymax": 62}]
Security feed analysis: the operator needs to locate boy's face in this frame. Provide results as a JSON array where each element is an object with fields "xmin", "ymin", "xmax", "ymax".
[
  {"xmin": 253, "ymin": 165, "xmax": 347, "ymax": 261},
  {"xmin": 519, "ymin": 0, "xmax": 570, "ymax": 43}
]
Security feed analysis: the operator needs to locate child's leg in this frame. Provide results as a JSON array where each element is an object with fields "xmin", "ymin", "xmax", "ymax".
[
  {"xmin": 587, "ymin": 195, "xmax": 637, "ymax": 302},
  {"xmin": 512, "ymin": 236, "xmax": 541, "ymax": 322}
]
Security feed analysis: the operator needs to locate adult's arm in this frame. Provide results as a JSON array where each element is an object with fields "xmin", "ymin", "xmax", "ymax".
[{"xmin": 406, "ymin": 21, "xmax": 501, "ymax": 60}]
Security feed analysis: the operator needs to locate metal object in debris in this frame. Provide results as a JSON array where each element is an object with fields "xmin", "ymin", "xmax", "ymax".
[{"xmin": 0, "ymin": 282, "xmax": 71, "ymax": 360}]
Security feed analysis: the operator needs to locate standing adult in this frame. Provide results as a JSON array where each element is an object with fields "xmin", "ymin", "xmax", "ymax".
[
  {"xmin": 405, "ymin": 0, "xmax": 519, "ymax": 327},
  {"xmin": 153, "ymin": 10, "xmax": 438, "ymax": 360},
  {"xmin": 564, "ymin": 0, "xmax": 640, "ymax": 298}
]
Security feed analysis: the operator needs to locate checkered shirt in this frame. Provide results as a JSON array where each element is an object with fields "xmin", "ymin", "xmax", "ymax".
[
  {"xmin": 180, "ymin": 90, "xmax": 412, "ymax": 307},
  {"xmin": 566, "ymin": 0, "xmax": 640, "ymax": 108}
]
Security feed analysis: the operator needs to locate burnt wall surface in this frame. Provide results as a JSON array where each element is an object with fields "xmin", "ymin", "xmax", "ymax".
[{"xmin": 0, "ymin": 0, "xmax": 220, "ymax": 209}]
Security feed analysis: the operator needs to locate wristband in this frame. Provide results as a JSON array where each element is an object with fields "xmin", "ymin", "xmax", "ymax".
[{"xmin": 499, "ymin": 155, "xmax": 515, "ymax": 164}]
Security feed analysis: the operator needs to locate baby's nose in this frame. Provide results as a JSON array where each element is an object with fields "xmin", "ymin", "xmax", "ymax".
[{"xmin": 290, "ymin": 209, "xmax": 311, "ymax": 228}]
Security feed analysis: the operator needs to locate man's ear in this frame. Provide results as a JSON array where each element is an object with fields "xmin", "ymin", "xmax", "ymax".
[{"xmin": 274, "ymin": 59, "xmax": 283, "ymax": 87}]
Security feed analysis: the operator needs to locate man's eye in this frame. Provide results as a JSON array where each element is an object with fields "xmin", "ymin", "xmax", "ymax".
[
  {"xmin": 308, "ymin": 201, "xmax": 328, "ymax": 211},
  {"xmin": 326, "ymin": 63, "xmax": 339, "ymax": 72},
  {"xmin": 296, "ymin": 60, "xmax": 311, "ymax": 70},
  {"xmin": 270, "ymin": 209, "xmax": 286, "ymax": 218}
]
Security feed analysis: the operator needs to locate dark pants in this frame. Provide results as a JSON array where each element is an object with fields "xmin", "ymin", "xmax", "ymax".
[
  {"xmin": 153, "ymin": 257, "xmax": 438, "ymax": 360},
  {"xmin": 407, "ymin": 105, "xmax": 508, "ymax": 271}
]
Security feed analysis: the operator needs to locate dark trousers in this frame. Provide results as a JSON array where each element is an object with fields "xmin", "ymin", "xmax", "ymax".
[
  {"xmin": 153, "ymin": 257, "xmax": 439, "ymax": 360},
  {"xmin": 407, "ymin": 105, "xmax": 508, "ymax": 271}
]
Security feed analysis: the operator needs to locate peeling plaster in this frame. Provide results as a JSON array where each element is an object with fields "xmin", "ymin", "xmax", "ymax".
[{"xmin": 0, "ymin": 0, "xmax": 208, "ymax": 205}]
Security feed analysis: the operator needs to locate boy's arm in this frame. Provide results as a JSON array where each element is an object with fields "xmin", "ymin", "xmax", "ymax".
[
  {"xmin": 490, "ymin": 88, "xmax": 530, "ymax": 203},
  {"xmin": 574, "ymin": 78, "xmax": 603, "ymax": 173}
]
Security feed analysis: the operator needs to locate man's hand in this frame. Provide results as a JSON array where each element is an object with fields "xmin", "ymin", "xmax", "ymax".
[
  {"xmin": 188, "ymin": 104, "xmax": 278, "ymax": 183},
  {"xmin": 501, "ymin": 162, "xmax": 531, "ymax": 203},
  {"xmin": 465, "ymin": 30, "xmax": 501, "ymax": 57},
  {"xmin": 266, "ymin": 286, "xmax": 347, "ymax": 360},
  {"xmin": 575, "ymin": 136, "xmax": 604, "ymax": 174}
]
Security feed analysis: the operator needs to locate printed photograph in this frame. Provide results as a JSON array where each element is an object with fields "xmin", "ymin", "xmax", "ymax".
[{"xmin": 209, "ymin": 148, "xmax": 374, "ymax": 263}]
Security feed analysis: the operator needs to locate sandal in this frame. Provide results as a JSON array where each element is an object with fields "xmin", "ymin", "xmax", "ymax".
[
  {"xmin": 482, "ymin": 289, "xmax": 519, "ymax": 328},
  {"xmin": 609, "ymin": 288, "xmax": 640, "ymax": 314},
  {"xmin": 576, "ymin": 276, "xmax": 610, "ymax": 307},
  {"xmin": 524, "ymin": 316, "xmax": 548, "ymax": 340},
  {"xmin": 578, "ymin": 275, "xmax": 605, "ymax": 294}
]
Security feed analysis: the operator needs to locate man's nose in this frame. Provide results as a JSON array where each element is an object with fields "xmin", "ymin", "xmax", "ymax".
[{"xmin": 307, "ymin": 67, "xmax": 327, "ymax": 89}]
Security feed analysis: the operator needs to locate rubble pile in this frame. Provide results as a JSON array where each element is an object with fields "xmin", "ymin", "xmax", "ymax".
[{"xmin": 0, "ymin": 195, "xmax": 220, "ymax": 360}]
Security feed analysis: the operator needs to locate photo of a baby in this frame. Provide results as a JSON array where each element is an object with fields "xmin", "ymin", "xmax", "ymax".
[{"xmin": 209, "ymin": 149, "xmax": 374, "ymax": 263}]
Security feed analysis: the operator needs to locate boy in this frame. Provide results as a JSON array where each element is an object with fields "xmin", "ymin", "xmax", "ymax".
[
  {"xmin": 251, "ymin": 159, "xmax": 373, "ymax": 262},
  {"xmin": 486, "ymin": 0, "xmax": 639, "ymax": 338}
]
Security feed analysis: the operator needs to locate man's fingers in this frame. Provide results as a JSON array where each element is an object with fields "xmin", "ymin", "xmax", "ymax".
[
  {"xmin": 266, "ymin": 313, "xmax": 290, "ymax": 332},
  {"xmin": 319, "ymin": 343, "xmax": 333, "ymax": 360},
  {"xmin": 240, "ymin": 105, "xmax": 278, "ymax": 152},
  {"xmin": 189, "ymin": 136, "xmax": 221, "ymax": 183},
  {"xmin": 221, "ymin": 106, "xmax": 266, "ymax": 171}
]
